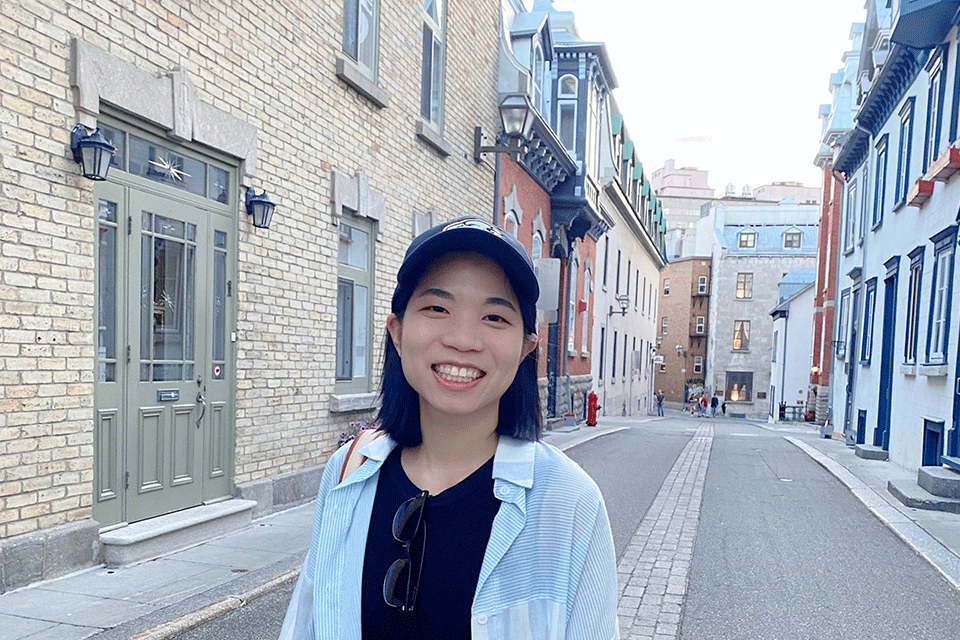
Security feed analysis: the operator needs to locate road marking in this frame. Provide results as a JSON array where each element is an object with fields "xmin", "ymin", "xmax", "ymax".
[{"xmin": 730, "ymin": 433, "xmax": 759, "ymax": 437}]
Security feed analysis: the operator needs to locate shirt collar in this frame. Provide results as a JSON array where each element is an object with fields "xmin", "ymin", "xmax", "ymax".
[{"xmin": 359, "ymin": 432, "xmax": 536, "ymax": 489}]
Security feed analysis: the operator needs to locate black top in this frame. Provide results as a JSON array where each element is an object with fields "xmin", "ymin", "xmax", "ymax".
[{"xmin": 361, "ymin": 447, "xmax": 500, "ymax": 639}]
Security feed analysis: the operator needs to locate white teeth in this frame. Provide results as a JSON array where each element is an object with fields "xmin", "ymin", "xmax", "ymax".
[{"xmin": 434, "ymin": 364, "xmax": 483, "ymax": 381}]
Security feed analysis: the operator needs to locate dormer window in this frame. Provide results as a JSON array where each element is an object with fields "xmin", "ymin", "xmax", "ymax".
[
  {"xmin": 557, "ymin": 75, "xmax": 577, "ymax": 153},
  {"xmin": 739, "ymin": 229, "xmax": 757, "ymax": 248},
  {"xmin": 784, "ymin": 228, "xmax": 802, "ymax": 248}
]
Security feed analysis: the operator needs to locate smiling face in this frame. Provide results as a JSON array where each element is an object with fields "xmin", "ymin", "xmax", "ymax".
[{"xmin": 386, "ymin": 252, "xmax": 538, "ymax": 434}]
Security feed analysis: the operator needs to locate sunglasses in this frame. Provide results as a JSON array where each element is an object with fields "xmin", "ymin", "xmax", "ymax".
[{"xmin": 383, "ymin": 490, "xmax": 428, "ymax": 613}]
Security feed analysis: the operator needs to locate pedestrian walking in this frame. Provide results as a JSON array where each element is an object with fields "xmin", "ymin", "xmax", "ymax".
[
  {"xmin": 721, "ymin": 400, "xmax": 727, "ymax": 417},
  {"xmin": 710, "ymin": 394, "xmax": 718, "ymax": 418},
  {"xmin": 279, "ymin": 217, "xmax": 619, "ymax": 640},
  {"xmin": 655, "ymin": 389, "xmax": 664, "ymax": 416},
  {"xmin": 699, "ymin": 394, "xmax": 708, "ymax": 416}
]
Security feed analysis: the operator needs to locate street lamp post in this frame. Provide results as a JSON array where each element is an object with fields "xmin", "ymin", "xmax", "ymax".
[{"xmin": 602, "ymin": 294, "xmax": 631, "ymax": 416}]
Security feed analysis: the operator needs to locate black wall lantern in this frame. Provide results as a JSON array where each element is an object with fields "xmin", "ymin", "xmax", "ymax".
[
  {"xmin": 245, "ymin": 188, "xmax": 276, "ymax": 229},
  {"xmin": 70, "ymin": 124, "xmax": 116, "ymax": 181}
]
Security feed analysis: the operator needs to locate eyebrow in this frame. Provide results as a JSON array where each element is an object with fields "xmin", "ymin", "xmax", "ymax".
[{"xmin": 415, "ymin": 287, "xmax": 519, "ymax": 313}]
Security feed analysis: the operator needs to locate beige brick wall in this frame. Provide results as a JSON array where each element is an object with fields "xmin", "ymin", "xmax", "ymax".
[{"xmin": 1, "ymin": 0, "xmax": 500, "ymax": 537}]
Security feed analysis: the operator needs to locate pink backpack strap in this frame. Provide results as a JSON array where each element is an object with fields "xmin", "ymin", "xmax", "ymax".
[{"xmin": 338, "ymin": 429, "xmax": 383, "ymax": 484}]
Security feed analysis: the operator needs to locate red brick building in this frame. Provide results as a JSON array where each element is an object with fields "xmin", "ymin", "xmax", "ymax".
[{"xmin": 657, "ymin": 257, "xmax": 711, "ymax": 406}]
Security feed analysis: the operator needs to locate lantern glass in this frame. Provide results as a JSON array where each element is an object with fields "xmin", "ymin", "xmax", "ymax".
[{"xmin": 498, "ymin": 95, "xmax": 534, "ymax": 139}]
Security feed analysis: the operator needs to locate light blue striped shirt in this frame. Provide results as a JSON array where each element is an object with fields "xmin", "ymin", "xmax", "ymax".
[{"xmin": 279, "ymin": 434, "xmax": 619, "ymax": 640}]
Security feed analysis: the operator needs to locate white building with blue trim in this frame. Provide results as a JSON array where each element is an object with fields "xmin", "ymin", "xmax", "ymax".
[{"xmin": 830, "ymin": 0, "xmax": 960, "ymax": 488}]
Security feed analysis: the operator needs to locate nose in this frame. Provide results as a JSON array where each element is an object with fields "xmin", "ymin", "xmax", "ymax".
[{"xmin": 441, "ymin": 313, "xmax": 483, "ymax": 351}]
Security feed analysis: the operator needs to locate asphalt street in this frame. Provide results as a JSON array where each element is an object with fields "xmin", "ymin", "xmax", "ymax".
[{"xmin": 166, "ymin": 415, "xmax": 960, "ymax": 639}]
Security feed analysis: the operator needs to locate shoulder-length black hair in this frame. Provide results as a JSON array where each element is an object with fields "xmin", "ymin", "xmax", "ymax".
[{"xmin": 376, "ymin": 267, "xmax": 542, "ymax": 448}]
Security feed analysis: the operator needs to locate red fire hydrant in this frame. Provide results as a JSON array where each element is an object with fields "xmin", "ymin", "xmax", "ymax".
[{"xmin": 587, "ymin": 391, "xmax": 599, "ymax": 426}]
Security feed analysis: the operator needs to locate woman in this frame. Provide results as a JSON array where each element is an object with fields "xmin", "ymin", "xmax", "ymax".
[{"xmin": 280, "ymin": 217, "xmax": 619, "ymax": 639}]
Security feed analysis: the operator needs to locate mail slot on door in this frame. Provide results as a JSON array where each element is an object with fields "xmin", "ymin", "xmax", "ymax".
[{"xmin": 157, "ymin": 389, "xmax": 180, "ymax": 402}]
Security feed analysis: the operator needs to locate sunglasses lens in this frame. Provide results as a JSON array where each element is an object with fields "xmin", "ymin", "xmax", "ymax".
[
  {"xmin": 383, "ymin": 557, "xmax": 410, "ymax": 609},
  {"xmin": 392, "ymin": 492, "xmax": 426, "ymax": 542}
]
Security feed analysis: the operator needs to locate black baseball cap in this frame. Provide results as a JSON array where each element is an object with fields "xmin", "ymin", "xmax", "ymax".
[{"xmin": 392, "ymin": 217, "xmax": 540, "ymax": 320}]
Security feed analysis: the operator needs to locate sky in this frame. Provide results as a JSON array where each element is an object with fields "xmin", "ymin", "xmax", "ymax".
[{"xmin": 551, "ymin": 0, "xmax": 867, "ymax": 194}]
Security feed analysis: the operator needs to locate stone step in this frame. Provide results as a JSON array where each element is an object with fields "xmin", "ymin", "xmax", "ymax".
[
  {"xmin": 888, "ymin": 479, "xmax": 960, "ymax": 514},
  {"xmin": 854, "ymin": 444, "xmax": 888, "ymax": 460},
  {"xmin": 918, "ymin": 466, "xmax": 960, "ymax": 499},
  {"xmin": 99, "ymin": 499, "xmax": 257, "ymax": 567}
]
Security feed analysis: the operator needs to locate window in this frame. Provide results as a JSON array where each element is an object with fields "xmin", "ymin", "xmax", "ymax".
[
  {"xmin": 784, "ymin": 231, "xmax": 802, "ymax": 248},
  {"xmin": 532, "ymin": 44, "xmax": 545, "ymax": 114},
  {"xmin": 612, "ymin": 331, "xmax": 618, "ymax": 380},
  {"xmin": 585, "ymin": 81, "xmax": 602, "ymax": 178},
  {"xmin": 873, "ymin": 135, "xmax": 888, "ymax": 228},
  {"xmin": 736, "ymin": 273, "xmax": 753, "ymax": 299},
  {"xmin": 772, "ymin": 331, "xmax": 778, "ymax": 363},
  {"xmin": 905, "ymin": 246, "xmax": 924, "ymax": 363},
  {"xmin": 698, "ymin": 275, "xmax": 707, "ymax": 294},
  {"xmin": 557, "ymin": 75, "xmax": 578, "ymax": 153},
  {"xmin": 895, "ymin": 97, "xmax": 916, "ymax": 206},
  {"xmin": 622, "ymin": 334, "xmax": 628, "ymax": 378},
  {"xmin": 695, "ymin": 316, "xmax": 705, "ymax": 334},
  {"xmin": 642, "ymin": 276, "xmax": 647, "ymax": 313},
  {"xmin": 663, "ymin": 278, "xmax": 670, "ymax": 296},
  {"xmin": 568, "ymin": 259, "xmax": 578, "ymax": 353},
  {"xmin": 844, "ymin": 179, "xmax": 857, "ymax": 251},
  {"xmin": 599, "ymin": 328, "xmax": 605, "ymax": 381},
  {"xmin": 532, "ymin": 231, "xmax": 543, "ymax": 259},
  {"xmin": 615, "ymin": 250, "xmax": 621, "ymax": 293},
  {"xmin": 924, "ymin": 51, "xmax": 947, "ymax": 172},
  {"xmin": 836, "ymin": 290, "xmax": 849, "ymax": 359},
  {"xmin": 503, "ymin": 211, "xmax": 518, "ymax": 237},
  {"xmin": 602, "ymin": 236, "xmax": 609, "ymax": 287},
  {"xmin": 927, "ymin": 228, "xmax": 956, "ymax": 364},
  {"xmin": 661, "ymin": 317, "xmax": 668, "ymax": 334},
  {"xmin": 861, "ymin": 278, "xmax": 877, "ymax": 364},
  {"xmin": 738, "ymin": 230, "xmax": 756, "ymax": 248},
  {"xmin": 336, "ymin": 214, "xmax": 374, "ymax": 392},
  {"xmin": 635, "ymin": 271, "xmax": 639, "ymax": 307},
  {"xmin": 626, "ymin": 260, "xmax": 631, "ymax": 298},
  {"xmin": 726, "ymin": 371, "xmax": 753, "ymax": 402},
  {"xmin": 858, "ymin": 164, "xmax": 869, "ymax": 244},
  {"xmin": 581, "ymin": 267, "xmax": 591, "ymax": 354},
  {"xmin": 693, "ymin": 355, "xmax": 703, "ymax": 374},
  {"xmin": 420, "ymin": 0, "xmax": 446, "ymax": 128},
  {"xmin": 732, "ymin": 320, "xmax": 750, "ymax": 351},
  {"xmin": 343, "ymin": 0, "xmax": 379, "ymax": 77}
]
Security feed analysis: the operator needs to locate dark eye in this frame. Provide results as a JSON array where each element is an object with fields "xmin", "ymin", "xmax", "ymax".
[
  {"xmin": 424, "ymin": 305, "xmax": 447, "ymax": 314},
  {"xmin": 484, "ymin": 314, "xmax": 508, "ymax": 323}
]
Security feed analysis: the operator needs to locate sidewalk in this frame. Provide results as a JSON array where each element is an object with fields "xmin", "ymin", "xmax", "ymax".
[{"xmin": 2, "ymin": 418, "xmax": 959, "ymax": 640}]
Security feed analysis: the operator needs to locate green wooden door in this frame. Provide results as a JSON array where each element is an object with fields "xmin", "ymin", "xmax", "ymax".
[{"xmin": 94, "ymin": 185, "xmax": 235, "ymax": 526}]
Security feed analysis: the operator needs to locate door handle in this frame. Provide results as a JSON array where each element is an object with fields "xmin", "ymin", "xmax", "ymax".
[{"xmin": 195, "ymin": 391, "xmax": 206, "ymax": 428}]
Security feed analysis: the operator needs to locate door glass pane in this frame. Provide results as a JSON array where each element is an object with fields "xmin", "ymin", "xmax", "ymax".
[
  {"xmin": 213, "ymin": 234, "xmax": 226, "ymax": 369},
  {"xmin": 98, "ymin": 200, "xmax": 118, "ymax": 382},
  {"xmin": 209, "ymin": 166, "xmax": 229, "ymax": 203},
  {"xmin": 140, "ymin": 230, "xmax": 152, "ymax": 381},
  {"xmin": 129, "ymin": 135, "xmax": 206, "ymax": 197},
  {"xmin": 142, "ymin": 213, "xmax": 196, "ymax": 382},
  {"xmin": 98, "ymin": 123, "xmax": 125, "ymax": 170}
]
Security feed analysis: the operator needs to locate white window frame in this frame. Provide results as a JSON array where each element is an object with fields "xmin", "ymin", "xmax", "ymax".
[
  {"xmin": 927, "ymin": 232, "xmax": 955, "ymax": 364},
  {"xmin": 693, "ymin": 355, "xmax": 703, "ymax": 374},
  {"xmin": 698, "ymin": 275, "xmax": 707, "ymax": 294},
  {"xmin": 696, "ymin": 316, "xmax": 705, "ymax": 334},
  {"xmin": 420, "ymin": 0, "xmax": 447, "ymax": 129},
  {"xmin": 342, "ymin": 0, "xmax": 379, "ymax": 78},
  {"xmin": 557, "ymin": 75, "xmax": 578, "ymax": 154},
  {"xmin": 336, "ymin": 212, "xmax": 375, "ymax": 393},
  {"xmin": 736, "ymin": 272, "xmax": 753, "ymax": 300},
  {"xmin": 567, "ymin": 258, "xmax": 578, "ymax": 354}
]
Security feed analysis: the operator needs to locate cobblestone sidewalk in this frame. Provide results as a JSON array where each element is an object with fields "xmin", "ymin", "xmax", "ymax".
[{"xmin": 616, "ymin": 423, "xmax": 714, "ymax": 640}]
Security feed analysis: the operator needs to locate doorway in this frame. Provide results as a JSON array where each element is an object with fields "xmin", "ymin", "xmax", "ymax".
[{"xmin": 93, "ymin": 121, "xmax": 237, "ymax": 527}]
